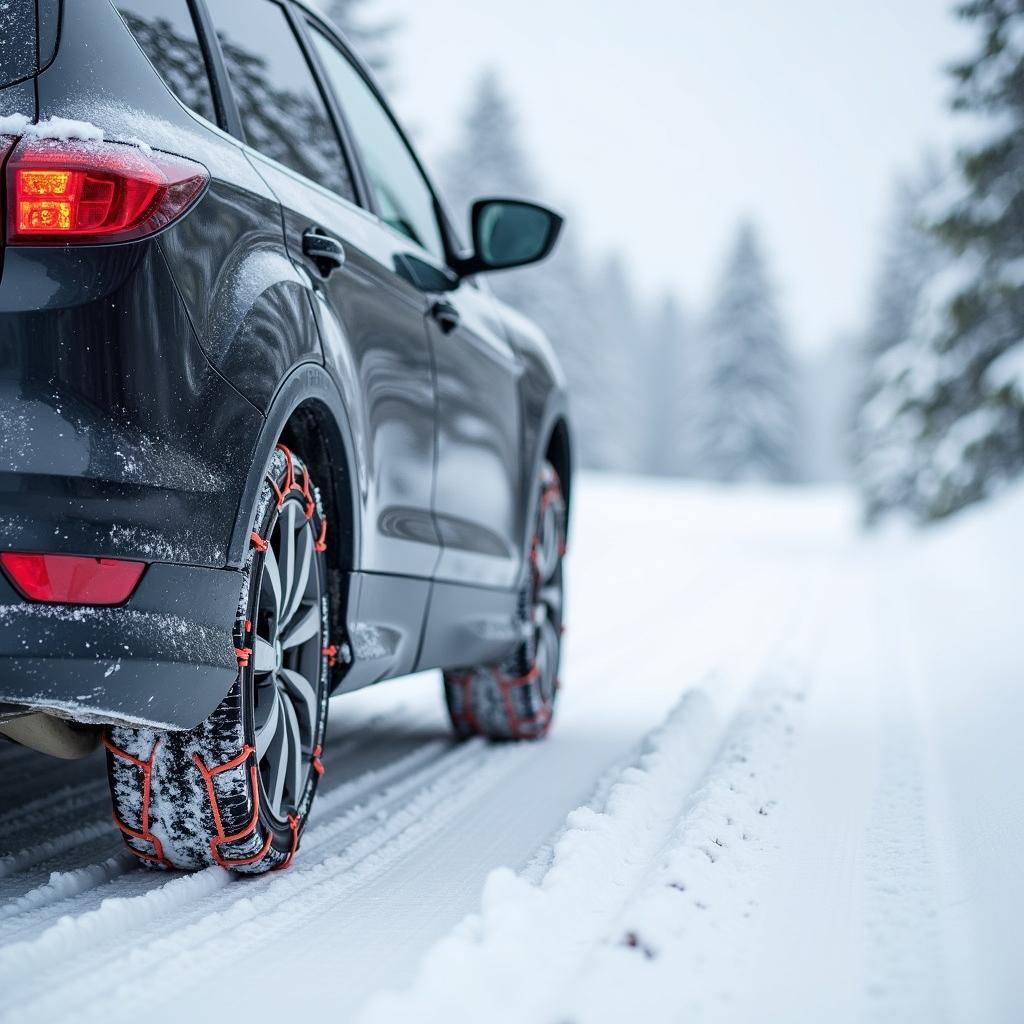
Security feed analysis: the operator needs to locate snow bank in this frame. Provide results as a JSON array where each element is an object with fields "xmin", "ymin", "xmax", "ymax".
[{"xmin": 360, "ymin": 669, "xmax": 809, "ymax": 1024}]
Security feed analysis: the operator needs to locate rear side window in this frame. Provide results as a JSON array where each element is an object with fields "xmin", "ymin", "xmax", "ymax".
[
  {"xmin": 308, "ymin": 27, "xmax": 444, "ymax": 258},
  {"xmin": 117, "ymin": 1, "xmax": 219, "ymax": 125},
  {"xmin": 0, "ymin": 0, "xmax": 37, "ymax": 89},
  {"xmin": 206, "ymin": 0, "xmax": 355, "ymax": 201}
]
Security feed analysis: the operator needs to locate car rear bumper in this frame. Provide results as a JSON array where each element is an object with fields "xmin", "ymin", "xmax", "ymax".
[{"xmin": 0, "ymin": 562, "xmax": 241, "ymax": 730}]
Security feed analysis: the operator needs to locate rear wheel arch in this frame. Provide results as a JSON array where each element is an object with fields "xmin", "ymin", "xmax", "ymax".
[
  {"xmin": 278, "ymin": 398, "xmax": 357, "ymax": 675},
  {"xmin": 229, "ymin": 365, "xmax": 362, "ymax": 663}
]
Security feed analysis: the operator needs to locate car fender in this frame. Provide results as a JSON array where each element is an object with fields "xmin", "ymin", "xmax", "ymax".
[{"xmin": 227, "ymin": 362, "xmax": 362, "ymax": 572}]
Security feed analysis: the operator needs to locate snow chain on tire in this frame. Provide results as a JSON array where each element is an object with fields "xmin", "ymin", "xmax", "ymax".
[
  {"xmin": 105, "ymin": 446, "xmax": 331, "ymax": 873},
  {"xmin": 443, "ymin": 461, "xmax": 566, "ymax": 741}
]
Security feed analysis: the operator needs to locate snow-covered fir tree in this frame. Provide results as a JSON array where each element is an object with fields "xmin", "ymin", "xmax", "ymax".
[
  {"xmin": 853, "ymin": 161, "xmax": 948, "ymax": 521},
  {"xmin": 857, "ymin": 2, "xmax": 1024, "ymax": 522},
  {"xmin": 645, "ymin": 295, "xmax": 694, "ymax": 476},
  {"xmin": 586, "ymin": 256, "xmax": 650, "ymax": 471},
  {"xmin": 439, "ymin": 71, "xmax": 635, "ymax": 471},
  {"xmin": 695, "ymin": 223, "xmax": 802, "ymax": 483},
  {"xmin": 921, "ymin": 0, "xmax": 1024, "ymax": 517}
]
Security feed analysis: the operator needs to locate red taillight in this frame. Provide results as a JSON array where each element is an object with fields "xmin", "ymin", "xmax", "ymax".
[
  {"xmin": 0, "ymin": 553, "xmax": 146, "ymax": 605},
  {"xmin": 5, "ymin": 139, "xmax": 208, "ymax": 244}
]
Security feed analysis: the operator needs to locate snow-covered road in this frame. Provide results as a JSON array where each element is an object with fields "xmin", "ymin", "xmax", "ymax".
[{"xmin": 0, "ymin": 477, "xmax": 1020, "ymax": 1023}]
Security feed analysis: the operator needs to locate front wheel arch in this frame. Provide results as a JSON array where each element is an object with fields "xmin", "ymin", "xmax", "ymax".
[{"xmin": 545, "ymin": 416, "xmax": 573, "ymax": 529}]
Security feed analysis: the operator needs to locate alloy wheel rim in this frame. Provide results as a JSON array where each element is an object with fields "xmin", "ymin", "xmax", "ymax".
[
  {"xmin": 251, "ymin": 498, "xmax": 324, "ymax": 823},
  {"xmin": 532, "ymin": 488, "xmax": 563, "ymax": 704}
]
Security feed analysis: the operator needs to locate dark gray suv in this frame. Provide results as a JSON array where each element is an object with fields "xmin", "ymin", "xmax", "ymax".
[{"xmin": 0, "ymin": 0, "xmax": 572, "ymax": 872}]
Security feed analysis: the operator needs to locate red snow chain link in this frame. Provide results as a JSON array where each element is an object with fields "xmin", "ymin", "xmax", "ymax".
[
  {"xmin": 102, "ymin": 735, "xmax": 173, "ymax": 869},
  {"xmin": 447, "ymin": 669, "xmax": 480, "ymax": 735},
  {"xmin": 250, "ymin": 531, "xmax": 268, "ymax": 553},
  {"xmin": 192, "ymin": 744, "xmax": 276, "ymax": 869},
  {"xmin": 449, "ymin": 665, "xmax": 549, "ymax": 739},
  {"xmin": 271, "ymin": 443, "xmax": 315, "ymax": 518},
  {"xmin": 322, "ymin": 644, "xmax": 338, "ymax": 668},
  {"xmin": 314, "ymin": 517, "xmax": 328, "ymax": 553},
  {"xmin": 192, "ymin": 745, "xmax": 304, "ymax": 871},
  {"xmin": 276, "ymin": 813, "xmax": 300, "ymax": 871},
  {"xmin": 235, "ymin": 646, "xmax": 252, "ymax": 668},
  {"xmin": 492, "ymin": 664, "xmax": 551, "ymax": 739},
  {"xmin": 311, "ymin": 744, "xmax": 325, "ymax": 777}
]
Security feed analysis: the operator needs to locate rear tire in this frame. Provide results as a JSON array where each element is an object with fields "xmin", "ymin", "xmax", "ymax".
[
  {"xmin": 104, "ymin": 445, "xmax": 332, "ymax": 873},
  {"xmin": 443, "ymin": 461, "xmax": 566, "ymax": 741}
]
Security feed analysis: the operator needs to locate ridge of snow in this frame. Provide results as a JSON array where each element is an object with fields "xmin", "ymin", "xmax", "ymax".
[
  {"xmin": 0, "ymin": 114, "xmax": 104, "ymax": 142},
  {"xmin": 0, "ymin": 113, "xmax": 155, "ymax": 153}
]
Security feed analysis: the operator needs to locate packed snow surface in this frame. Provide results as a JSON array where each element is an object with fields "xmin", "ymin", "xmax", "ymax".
[{"xmin": 0, "ymin": 476, "xmax": 1020, "ymax": 1022}]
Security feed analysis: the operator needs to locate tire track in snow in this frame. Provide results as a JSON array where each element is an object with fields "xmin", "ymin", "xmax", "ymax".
[
  {"xmin": 0, "ymin": 778, "xmax": 110, "ymax": 852},
  {"xmin": 0, "ymin": 702, "xmax": 417, "ymax": 897},
  {"xmin": 0, "ymin": 540, "xmax": 724, "ymax": 899},
  {"xmin": 0, "ymin": 735, "xmax": 519, "ymax": 1017},
  {"xmin": 2, "ymin": 485, "xmax": 835, "ymax": 1024},
  {"xmin": 0, "ymin": 730, "xmax": 448, "ymax": 944}
]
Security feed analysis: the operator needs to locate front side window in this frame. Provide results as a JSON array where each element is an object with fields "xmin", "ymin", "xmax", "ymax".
[
  {"xmin": 206, "ymin": 0, "xmax": 354, "ymax": 201},
  {"xmin": 117, "ymin": 0, "xmax": 217, "ymax": 125},
  {"xmin": 308, "ymin": 26, "xmax": 444, "ymax": 259}
]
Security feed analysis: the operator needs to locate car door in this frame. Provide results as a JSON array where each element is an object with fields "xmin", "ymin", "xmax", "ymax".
[
  {"xmin": 303, "ymin": 20, "xmax": 524, "ymax": 592},
  {"xmin": 204, "ymin": 0, "xmax": 440, "ymax": 581}
]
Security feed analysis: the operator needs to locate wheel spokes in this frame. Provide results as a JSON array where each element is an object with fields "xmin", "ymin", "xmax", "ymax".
[
  {"xmin": 266, "ymin": 707, "xmax": 290, "ymax": 819},
  {"xmin": 281, "ymin": 604, "xmax": 319, "ymax": 650},
  {"xmin": 280, "ymin": 693, "xmax": 305, "ymax": 805},
  {"xmin": 535, "ymin": 501, "xmax": 561, "ymax": 583},
  {"xmin": 255, "ymin": 685, "xmax": 283, "ymax": 761},
  {"xmin": 282, "ymin": 525, "xmax": 313, "ymax": 626},
  {"xmin": 277, "ymin": 503, "xmax": 297, "ymax": 623},
  {"xmin": 262, "ymin": 545, "xmax": 282, "ymax": 621},
  {"xmin": 280, "ymin": 667, "xmax": 318, "ymax": 732},
  {"xmin": 251, "ymin": 491, "xmax": 326, "ymax": 824},
  {"xmin": 536, "ymin": 616, "xmax": 560, "ymax": 700},
  {"xmin": 253, "ymin": 636, "xmax": 277, "ymax": 675}
]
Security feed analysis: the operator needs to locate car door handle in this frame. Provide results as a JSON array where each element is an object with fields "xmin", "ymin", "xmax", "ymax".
[
  {"xmin": 430, "ymin": 299, "xmax": 460, "ymax": 335},
  {"xmin": 302, "ymin": 228, "xmax": 346, "ymax": 276}
]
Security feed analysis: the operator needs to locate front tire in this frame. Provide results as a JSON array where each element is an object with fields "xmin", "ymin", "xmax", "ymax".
[
  {"xmin": 104, "ymin": 445, "xmax": 332, "ymax": 873},
  {"xmin": 443, "ymin": 461, "xmax": 566, "ymax": 741}
]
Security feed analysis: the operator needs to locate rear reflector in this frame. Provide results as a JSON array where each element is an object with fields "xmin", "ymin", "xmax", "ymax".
[
  {"xmin": 5, "ymin": 138, "xmax": 208, "ymax": 245},
  {"xmin": 0, "ymin": 553, "xmax": 146, "ymax": 605}
]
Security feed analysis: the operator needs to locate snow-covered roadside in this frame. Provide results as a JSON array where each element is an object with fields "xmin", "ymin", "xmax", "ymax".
[
  {"xmin": 0, "ymin": 477, "xmax": 1018, "ymax": 1022},
  {"xmin": 360, "ymin": 481, "xmax": 1024, "ymax": 1024}
]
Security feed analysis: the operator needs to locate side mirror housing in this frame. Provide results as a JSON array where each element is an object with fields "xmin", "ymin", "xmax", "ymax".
[{"xmin": 454, "ymin": 198, "xmax": 563, "ymax": 277}]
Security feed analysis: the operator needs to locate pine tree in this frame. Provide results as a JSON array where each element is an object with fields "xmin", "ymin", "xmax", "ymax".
[
  {"xmin": 916, "ymin": 0, "xmax": 1024, "ymax": 518},
  {"xmin": 696, "ymin": 223, "xmax": 802, "ymax": 483},
  {"xmin": 858, "ymin": 3, "xmax": 1024, "ymax": 522},
  {"xmin": 586, "ymin": 256, "xmax": 649, "ymax": 471},
  {"xmin": 645, "ymin": 295, "xmax": 694, "ymax": 476},
  {"xmin": 853, "ymin": 161, "xmax": 948, "ymax": 521}
]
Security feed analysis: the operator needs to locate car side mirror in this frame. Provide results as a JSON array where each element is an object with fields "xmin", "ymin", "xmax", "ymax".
[{"xmin": 455, "ymin": 199, "xmax": 564, "ymax": 277}]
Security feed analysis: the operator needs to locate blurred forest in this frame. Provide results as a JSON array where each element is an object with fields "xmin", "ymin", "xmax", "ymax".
[{"xmin": 324, "ymin": 0, "xmax": 1024, "ymax": 524}]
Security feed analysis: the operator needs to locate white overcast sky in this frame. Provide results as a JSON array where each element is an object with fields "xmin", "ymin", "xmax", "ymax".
[{"xmin": 373, "ymin": 0, "xmax": 972, "ymax": 352}]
